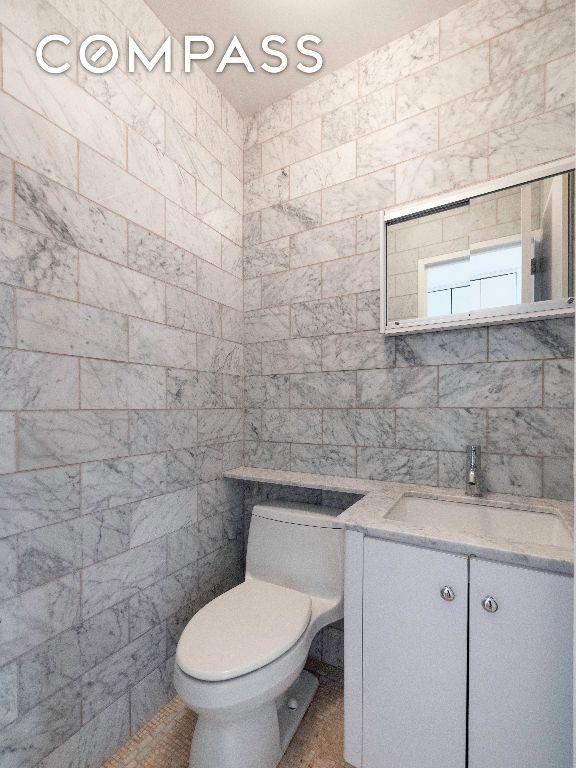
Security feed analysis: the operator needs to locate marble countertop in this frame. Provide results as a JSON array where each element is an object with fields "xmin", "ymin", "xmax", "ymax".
[{"xmin": 225, "ymin": 467, "xmax": 574, "ymax": 575}]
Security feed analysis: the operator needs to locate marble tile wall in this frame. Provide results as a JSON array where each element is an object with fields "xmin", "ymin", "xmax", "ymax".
[
  {"xmin": 0, "ymin": 1, "xmax": 244, "ymax": 766},
  {"xmin": 242, "ymin": 0, "xmax": 575, "ymax": 502}
]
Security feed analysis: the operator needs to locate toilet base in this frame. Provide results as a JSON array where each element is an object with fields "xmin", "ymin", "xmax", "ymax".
[{"xmin": 188, "ymin": 670, "xmax": 319, "ymax": 768}]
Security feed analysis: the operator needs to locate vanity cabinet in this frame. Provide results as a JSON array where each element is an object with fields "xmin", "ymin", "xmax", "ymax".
[{"xmin": 345, "ymin": 534, "xmax": 573, "ymax": 768}]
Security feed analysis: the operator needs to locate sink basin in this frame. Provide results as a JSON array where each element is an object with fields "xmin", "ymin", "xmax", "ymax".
[{"xmin": 387, "ymin": 495, "xmax": 572, "ymax": 549}]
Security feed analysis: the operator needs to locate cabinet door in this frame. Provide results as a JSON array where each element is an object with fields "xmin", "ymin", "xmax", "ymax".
[
  {"xmin": 362, "ymin": 539, "xmax": 468, "ymax": 768},
  {"xmin": 469, "ymin": 559, "xmax": 573, "ymax": 768}
]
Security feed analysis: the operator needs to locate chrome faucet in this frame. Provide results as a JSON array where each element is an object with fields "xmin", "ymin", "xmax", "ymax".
[{"xmin": 465, "ymin": 445, "xmax": 483, "ymax": 497}]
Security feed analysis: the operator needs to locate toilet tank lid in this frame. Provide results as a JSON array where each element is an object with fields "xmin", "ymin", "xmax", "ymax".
[{"xmin": 252, "ymin": 502, "xmax": 345, "ymax": 529}]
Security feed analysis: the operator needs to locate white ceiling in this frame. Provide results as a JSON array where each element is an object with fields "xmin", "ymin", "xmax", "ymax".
[{"xmin": 145, "ymin": 0, "xmax": 470, "ymax": 117}]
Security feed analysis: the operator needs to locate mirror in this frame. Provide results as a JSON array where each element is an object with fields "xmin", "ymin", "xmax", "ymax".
[{"xmin": 383, "ymin": 168, "xmax": 574, "ymax": 333}]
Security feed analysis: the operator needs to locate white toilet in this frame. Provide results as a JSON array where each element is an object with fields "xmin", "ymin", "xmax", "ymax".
[{"xmin": 174, "ymin": 501, "xmax": 345, "ymax": 768}]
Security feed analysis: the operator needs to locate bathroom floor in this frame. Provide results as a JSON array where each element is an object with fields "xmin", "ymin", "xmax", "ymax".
[{"xmin": 102, "ymin": 661, "xmax": 351, "ymax": 768}]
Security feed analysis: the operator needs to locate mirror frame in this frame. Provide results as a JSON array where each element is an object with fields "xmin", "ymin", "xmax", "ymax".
[{"xmin": 380, "ymin": 157, "xmax": 576, "ymax": 335}]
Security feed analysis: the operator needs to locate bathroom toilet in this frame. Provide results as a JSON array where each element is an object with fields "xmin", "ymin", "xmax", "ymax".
[{"xmin": 174, "ymin": 501, "xmax": 345, "ymax": 768}]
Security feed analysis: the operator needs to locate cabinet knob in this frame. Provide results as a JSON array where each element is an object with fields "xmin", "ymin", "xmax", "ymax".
[
  {"xmin": 440, "ymin": 586, "xmax": 455, "ymax": 602},
  {"xmin": 482, "ymin": 596, "xmax": 498, "ymax": 613}
]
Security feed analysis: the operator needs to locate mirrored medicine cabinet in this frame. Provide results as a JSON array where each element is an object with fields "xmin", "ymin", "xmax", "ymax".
[{"xmin": 380, "ymin": 159, "xmax": 575, "ymax": 334}]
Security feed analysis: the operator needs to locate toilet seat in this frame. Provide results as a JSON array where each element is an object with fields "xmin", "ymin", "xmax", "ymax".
[{"xmin": 176, "ymin": 580, "xmax": 312, "ymax": 682}]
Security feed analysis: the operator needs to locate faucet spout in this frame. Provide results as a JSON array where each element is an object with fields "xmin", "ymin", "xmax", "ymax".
[{"xmin": 465, "ymin": 445, "xmax": 483, "ymax": 496}]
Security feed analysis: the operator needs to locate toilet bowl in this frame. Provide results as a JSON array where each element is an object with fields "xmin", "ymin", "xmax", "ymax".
[{"xmin": 174, "ymin": 501, "xmax": 345, "ymax": 768}]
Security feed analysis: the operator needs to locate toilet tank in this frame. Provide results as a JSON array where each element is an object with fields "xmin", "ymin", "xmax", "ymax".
[{"xmin": 245, "ymin": 502, "xmax": 345, "ymax": 602}]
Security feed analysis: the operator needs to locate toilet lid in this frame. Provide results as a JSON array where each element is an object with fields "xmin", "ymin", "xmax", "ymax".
[{"xmin": 176, "ymin": 580, "xmax": 312, "ymax": 681}]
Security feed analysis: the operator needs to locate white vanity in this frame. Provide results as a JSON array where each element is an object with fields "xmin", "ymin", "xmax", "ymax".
[{"xmin": 344, "ymin": 492, "xmax": 574, "ymax": 768}]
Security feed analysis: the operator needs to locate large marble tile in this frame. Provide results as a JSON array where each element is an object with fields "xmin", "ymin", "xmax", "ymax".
[
  {"xmin": 261, "ymin": 409, "xmax": 323, "ymax": 444},
  {"xmin": 197, "ymin": 478, "xmax": 242, "ymax": 519},
  {"xmin": 291, "ymin": 142, "xmax": 356, "ymax": 197},
  {"xmin": 80, "ymin": 252, "xmax": 165, "ymax": 324},
  {"xmin": 197, "ymin": 184, "xmax": 242, "ymax": 245},
  {"xmin": 357, "ymin": 110, "xmax": 438, "ymax": 174},
  {"xmin": 0, "ymin": 662, "xmax": 17, "ymax": 727},
  {"xmin": 166, "ymin": 285, "xmax": 221, "ymax": 336},
  {"xmin": 197, "ymin": 259, "xmax": 242, "ymax": 311},
  {"xmin": 0, "ymin": 285, "xmax": 15, "ymax": 347},
  {"xmin": 490, "ymin": 5, "xmax": 574, "ymax": 81},
  {"xmin": 290, "ymin": 372, "xmax": 356, "ymax": 408},
  {"xmin": 128, "ymin": 130, "xmax": 196, "ymax": 215},
  {"xmin": 261, "ymin": 265, "xmax": 321, "ymax": 307},
  {"xmin": 544, "ymin": 360, "xmax": 573, "ymax": 408},
  {"xmin": 488, "ymin": 407, "xmax": 573, "ymax": 456},
  {"xmin": 129, "ymin": 317, "xmax": 196, "ymax": 370},
  {"xmin": 221, "ymin": 237, "xmax": 243, "ymax": 277},
  {"xmin": 0, "ymin": 466, "xmax": 80, "ymax": 538},
  {"xmin": 356, "ymin": 211, "xmax": 379, "ymax": 254},
  {"xmin": 0, "ymin": 574, "xmax": 81, "ymax": 664},
  {"xmin": 546, "ymin": 53, "xmax": 575, "ymax": 111},
  {"xmin": 130, "ymin": 660, "xmax": 175, "ymax": 736},
  {"xmin": 222, "ymin": 98, "xmax": 243, "ymax": 146},
  {"xmin": 290, "ymin": 220, "xmax": 356, "ymax": 268},
  {"xmin": 396, "ymin": 44, "xmax": 490, "ymax": 121},
  {"xmin": 37, "ymin": 693, "xmax": 129, "ymax": 768},
  {"xmin": 129, "ymin": 411, "xmax": 196, "ymax": 454},
  {"xmin": 197, "ymin": 409, "xmax": 243, "ymax": 443},
  {"xmin": 0, "ymin": 153, "xmax": 12, "ymax": 221},
  {"xmin": 358, "ymin": 367, "xmax": 438, "ymax": 407},
  {"xmin": 166, "ymin": 201, "xmax": 221, "ymax": 267},
  {"xmin": 357, "ymin": 447, "xmax": 438, "ymax": 484},
  {"xmin": 396, "ymin": 327, "xmax": 487, "ymax": 366},
  {"xmin": 322, "ymin": 85, "xmax": 395, "ymax": 149},
  {"xmin": 357, "ymin": 291, "xmax": 380, "ymax": 331},
  {"xmin": 360, "ymin": 21, "xmax": 439, "ymax": 95},
  {"xmin": 81, "ymin": 454, "xmax": 166, "ymax": 514},
  {"xmin": 245, "ymin": 375, "xmax": 290, "ymax": 408},
  {"xmin": 439, "ymin": 68, "xmax": 545, "ymax": 148},
  {"xmin": 322, "ymin": 168, "xmax": 395, "ymax": 224},
  {"xmin": 222, "ymin": 169, "xmax": 243, "ymax": 216},
  {"xmin": 291, "ymin": 444, "xmax": 356, "ymax": 477},
  {"xmin": 17, "ymin": 290, "xmax": 128, "ymax": 361},
  {"xmin": 0, "ymin": 538, "xmax": 17, "ymax": 600},
  {"xmin": 244, "ymin": 441, "xmax": 291, "ymax": 471},
  {"xmin": 439, "ymin": 0, "xmax": 547, "ymax": 58},
  {"xmin": 221, "ymin": 306, "xmax": 243, "ymax": 343},
  {"xmin": 321, "ymin": 252, "xmax": 379, "ymax": 297},
  {"xmin": 3, "ymin": 30, "xmax": 125, "ymax": 166},
  {"xmin": 80, "ymin": 360, "xmax": 165, "ymax": 410},
  {"xmin": 245, "ymin": 98, "xmax": 292, "ymax": 148},
  {"xmin": 323, "ymin": 409, "xmax": 395, "ymax": 447},
  {"xmin": 262, "ymin": 120, "xmax": 322, "ymax": 174},
  {"xmin": 82, "ymin": 540, "xmax": 167, "ymax": 620},
  {"xmin": 261, "ymin": 193, "xmax": 322, "ymax": 241},
  {"xmin": 166, "ymin": 444, "xmax": 222, "ymax": 491},
  {"xmin": 244, "ymin": 143, "xmax": 262, "ymax": 182},
  {"xmin": 82, "ymin": 624, "xmax": 165, "ymax": 722},
  {"xmin": 130, "ymin": 488, "xmax": 197, "ymax": 548},
  {"xmin": 129, "ymin": 566, "xmax": 197, "ymax": 642},
  {"xmin": 79, "ymin": 146, "xmax": 164, "ymax": 235},
  {"xmin": 488, "ymin": 104, "xmax": 575, "ymax": 176},
  {"xmin": 396, "ymin": 407, "xmax": 486, "ymax": 451},
  {"xmin": 0, "ymin": 91, "xmax": 77, "ymax": 189},
  {"xmin": 0, "ymin": 220, "xmax": 77, "ymax": 300},
  {"xmin": 166, "ymin": 116, "xmax": 221, "ymax": 195},
  {"xmin": 196, "ymin": 109, "xmax": 242, "ymax": 181},
  {"xmin": 15, "ymin": 166, "xmax": 127, "ymax": 263},
  {"xmin": 488, "ymin": 318, "xmax": 573, "ymax": 360},
  {"xmin": 166, "ymin": 369, "xmax": 223, "ymax": 409},
  {"xmin": 322, "ymin": 330, "xmax": 394, "ymax": 371},
  {"xmin": 543, "ymin": 457, "xmax": 573, "ymax": 501},
  {"xmin": 197, "ymin": 335, "xmax": 242, "ymax": 375},
  {"xmin": 81, "ymin": 66, "xmax": 164, "ymax": 150},
  {"xmin": 245, "ymin": 306, "xmax": 290, "ymax": 342},
  {"xmin": 244, "ymin": 169, "xmax": 290, "ymax": 215},
  {"xmin": 396, "ymin": 135, "xmax": 488, "ymax": 204},
  {"xmin": 0, "ymin": 681, "xmax": 81, "ymax": 768},
  {"xmin": 127, "ymin": 227, "xmax": 193, "ymax": 295},
  {"xmin": 439, "ymin": 360, "xmax": 542, "ymax": 407},
  {"xmin": 223, "ymin": 374, "xmax": 243, "ymax": 408},
  {"xmin": 292, "ymin": 63, "xmax": 358, "ymax": 125},
  {"xmin": 19, "ymin": 410, "xmax": 129, "ymax": 471},
  {"xmin": 291, "ymin": 296, "xmax": 356, "ymax": 338},
  {"xmin": 261, "ymin": 338, "xmax": 322, "ymax": 374},
  {"xmin": 244, "ymin": 238, "xmax": 290, "ymax": 278},
  {"xmin": 484, "ymin": 454, "xmax": 543, "ymax": 497},
  {"xmin": 82, "ymin": 508, "xmax": 131, "ymax": 566},
  {"xmin": 0, "ymin": 349, "xmax": 78, "ymax": 410}
]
